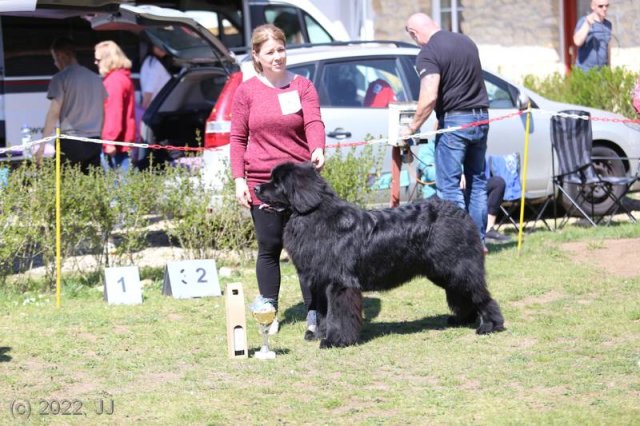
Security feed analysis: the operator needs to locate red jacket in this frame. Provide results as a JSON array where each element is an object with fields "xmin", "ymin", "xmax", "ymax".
[{"xmin": 101, "ymin": 68, "xmax": 136, "ymax": 153}]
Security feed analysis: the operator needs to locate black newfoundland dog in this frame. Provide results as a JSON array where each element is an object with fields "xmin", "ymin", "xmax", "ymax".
[{"xmin": 255, "ymin": 162, "xmax": 505, "ymax": 348}]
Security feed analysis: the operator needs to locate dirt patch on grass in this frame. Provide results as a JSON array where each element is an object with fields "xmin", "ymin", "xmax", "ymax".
[{"xmin": 562, "ymin": 238, "xmax": 640, "ymax": 279}]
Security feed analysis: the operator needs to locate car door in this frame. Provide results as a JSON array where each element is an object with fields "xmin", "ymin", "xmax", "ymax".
[{"xmin": 483, "ymin": 71, "xmax": 553, "ymax": 198}]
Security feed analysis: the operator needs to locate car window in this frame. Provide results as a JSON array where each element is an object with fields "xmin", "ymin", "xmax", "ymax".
[
  {"xmin": 264, "ymin": 6, "xmax": 332, "ymax": 45},
  {"xmin": 302, "ymin": 12, "xmax": 332, "ymax": 43},
  {"xmin": 481, "ymin": 72, "xmax": 518, "ymax": 109},
  {"xmin": 289, "ymin": 64, "xmax": 315, "ymax": 81},
  {"xmin": 485, "ymin": 79, "xmax": 515, "ymax": 109},
  {"xmin": 318, "ymin": 58, "xmax": 406, "ymax": 108},
  {"xmin": 139, "ymin": 0, "xmax": 245, "ymax": 49},
  {"xmin": 183, "ymin": 11, "xmax": 243, "ymax": 48},
  {"xmin": 401, "ymin": 55, "xmax": 420, "ymax": 101},
  {"xmin": 265, "ymin": 6, "xmax": 303, "ymax": 45}
]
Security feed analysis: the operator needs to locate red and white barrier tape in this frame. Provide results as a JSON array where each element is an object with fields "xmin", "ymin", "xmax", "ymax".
[{"xmin": 2, "ymin": 108, "xmax": 638, "ymax": 156}]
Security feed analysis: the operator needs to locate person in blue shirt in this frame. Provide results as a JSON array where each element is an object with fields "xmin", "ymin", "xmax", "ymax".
[{"xmin": 573, "ymin": 0, "xmax": 612, "ymax": 72}]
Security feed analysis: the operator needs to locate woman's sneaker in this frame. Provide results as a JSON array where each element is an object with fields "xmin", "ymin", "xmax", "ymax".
[{"xmin": 268, "ymin": 317, "xmax": 279, "ymax": 335}]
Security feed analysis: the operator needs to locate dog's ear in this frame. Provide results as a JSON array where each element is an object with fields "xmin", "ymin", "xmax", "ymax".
[{"xmin": 287, "ymin": 163, "xmax": 324, "ymax": 214}]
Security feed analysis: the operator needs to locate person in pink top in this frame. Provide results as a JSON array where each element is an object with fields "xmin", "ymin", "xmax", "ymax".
[
  {"xmin": 95, "ymin": 40, "xmax": 136, "ymax": 173},
  {"xmin": 230, "ymin": 24, "xmax": 325, "ymax": 336}
]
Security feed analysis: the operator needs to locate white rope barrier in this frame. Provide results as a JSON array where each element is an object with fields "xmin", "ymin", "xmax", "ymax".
[{"xmin": 1, "ymin": 108, "xmax": 638, "ymax": 157}]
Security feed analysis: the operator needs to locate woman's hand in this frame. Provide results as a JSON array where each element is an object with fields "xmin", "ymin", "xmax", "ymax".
[
  {"xmin": 311, "ymin": 148, "xmax": 325, "ymax": 170},
  {"xmin": 234, "ymin": 177, "xmax": 251, "ymax": 209},
  {"xmin": 104, "ymin": 144, "xmax": 117, "ymax": 156},
  {"xmin": 459, "ymin": 174, "xmax": 466, "ymax": 190}
]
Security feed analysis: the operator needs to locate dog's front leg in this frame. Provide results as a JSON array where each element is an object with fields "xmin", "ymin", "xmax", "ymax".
[
  {"xmin": 320, "ymin": 283, "xmax": 363, "ymax": 349},
  {"xmin": 306, "ymin": 281, "xmax": 326, "ymax": 341}
]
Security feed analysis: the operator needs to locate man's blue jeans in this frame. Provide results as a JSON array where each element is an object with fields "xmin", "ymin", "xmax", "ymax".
[{"xmin": 435, "ymin": 110, "xmax": 489, "ymax": 242}]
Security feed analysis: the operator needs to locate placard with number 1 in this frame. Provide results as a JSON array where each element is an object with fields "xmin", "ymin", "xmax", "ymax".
[{"xmin": 104, "ymin": 266, "xmax": 143, "ymax": 305}]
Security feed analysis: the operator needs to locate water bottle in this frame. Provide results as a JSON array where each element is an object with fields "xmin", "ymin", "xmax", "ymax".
[
  {"xmin": 21, "ymin": 123, "xmax": 31, "ymax": 144},
  {"xmin": 20, "ymin": 124, "xmax": 32, "ymax": 158}
]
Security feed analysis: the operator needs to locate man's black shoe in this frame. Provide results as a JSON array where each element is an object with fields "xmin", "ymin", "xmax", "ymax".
[{"xmin": 486, "ymin": 228, "xmax": 512, "ymax": 243}]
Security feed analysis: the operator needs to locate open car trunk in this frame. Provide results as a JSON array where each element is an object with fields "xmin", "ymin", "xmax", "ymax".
[
  {"xmin": 89, "ymin": 4, "xmax": 237, "ymax": 166},
  {"xmin": 141, "ymin": 67, "xmax": 230, "ymax": 163}
]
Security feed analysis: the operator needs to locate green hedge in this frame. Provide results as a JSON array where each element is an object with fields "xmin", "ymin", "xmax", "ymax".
[
  {"xmin": 0, "ymin": 145, "xmax": 382, "ymax": 291},
  {"xmin": 523, "ymin": 67, "xmax": 638, "ymax": 118}
]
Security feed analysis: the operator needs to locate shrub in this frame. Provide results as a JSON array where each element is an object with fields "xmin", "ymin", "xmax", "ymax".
[
  {"xmin": 0, "ymin": 140, "xmax": 384, "ymax": 290},
  {"xmin": 323, "ymin": 139, "xmax": 383, "ymax": 206},
  {"xmin": 157, "ymin": 165, "xmax": 254, "ymax": 261},
  {"xmin": 106, "ymin": 167, "xmax": 164, "ymax": 266},
  {"xmin": 523, "ymin": 67, "xmax": 638, "ymax": 118}
]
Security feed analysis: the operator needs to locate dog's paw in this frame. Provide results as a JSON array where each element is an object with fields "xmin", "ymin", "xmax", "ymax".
[
  {"xmin": 476, "ymin": 323, "xmax": 506, "ymax": 335},
  {"xmin": 319, "ymin": 337, "xmax": 356, "ymax": 349},
  {"xmin": 319, "ymin": 338, "xmax": 333, "ymax": 349},
  {"xmin": 304, "ymin": 330, "xmax": 318, "ymax": 341}
]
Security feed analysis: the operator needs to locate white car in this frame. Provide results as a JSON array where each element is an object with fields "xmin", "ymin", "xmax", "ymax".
[{"xmin": 203, "ymin": 42, "xmax": 640, "ymax": 214}]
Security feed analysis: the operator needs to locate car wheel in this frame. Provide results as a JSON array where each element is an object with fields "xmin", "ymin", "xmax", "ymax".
[{"xmin": 560, "ymin": 145, "xmax": 626, "ymax": 216}]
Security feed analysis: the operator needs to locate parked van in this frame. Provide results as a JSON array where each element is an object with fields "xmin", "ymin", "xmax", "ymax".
[
  {"xmin": 0, "ymin": 1, "xmax": 139, "ymax": 156},
  {"xmin": 0, "ymin": 0, "xmax": 346, "ymax": 155},
  {"xmin": 138, "ymin": 0, "xmax": 349, "ymax": 51}
]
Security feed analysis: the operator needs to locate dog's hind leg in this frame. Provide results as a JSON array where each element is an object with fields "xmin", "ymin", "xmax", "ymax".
[
  {"xmin": 445, "ymin": 289, "xmax": 478, "ymax": 326},
  {"xmin": 443, "ymin": 275, "xmax": 505, "ymax": 334},
  {"xmin": 319, "ymin": 284, "xmax": 363, "ymax": 349}
]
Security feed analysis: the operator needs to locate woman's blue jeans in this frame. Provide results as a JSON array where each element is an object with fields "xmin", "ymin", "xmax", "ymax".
[
  {"xmin": 101, "ymin": 152, "xmax": 131, "ymax": 174},
  {"xmin": 435, "ymin": 110, "xmax": 489, "ymax": 243}
]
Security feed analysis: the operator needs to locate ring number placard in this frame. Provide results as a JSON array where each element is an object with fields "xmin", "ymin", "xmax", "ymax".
[
  {"xmin": 162, "ymin": 259, "xmax": 221, "ymax": 299},
  {"xmin": 104, "ymin": 266, "xmax": 143, "ymax": 305}
]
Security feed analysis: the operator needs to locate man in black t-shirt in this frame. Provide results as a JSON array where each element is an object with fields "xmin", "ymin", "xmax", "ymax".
[{"xmin": 402, "ymin": 13, "xmax": 490, "ymax": 250}]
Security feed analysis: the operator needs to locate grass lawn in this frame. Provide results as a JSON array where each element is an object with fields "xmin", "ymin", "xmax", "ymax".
[{"xmin": 1, "ymin": 223, "xmax": 639, "ymax": 424}]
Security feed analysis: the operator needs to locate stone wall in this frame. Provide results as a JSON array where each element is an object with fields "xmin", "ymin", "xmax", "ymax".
[
  {"xmin": 608, "ymin": 0, "xmax": 640, "ymax": 47},
  {"xmin": 462, "ymin": 0, "xmax": 559, "ymax": 48},
  {"xmin": 370, "ymin": 0, "xmax": 431, "ymax": 42},
  {"xmin": 371, "ymin": 0, "xmax": 640, "ymax": 82}
]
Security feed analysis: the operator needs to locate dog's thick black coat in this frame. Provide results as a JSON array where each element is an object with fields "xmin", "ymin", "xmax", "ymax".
[{"xmin": 255, "ymin": 162, "xmax": 505, "ymax": 348}]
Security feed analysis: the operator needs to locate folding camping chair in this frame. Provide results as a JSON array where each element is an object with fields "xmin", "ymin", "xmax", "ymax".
[{"xmin": 550, "ymin": 110, "xmax": 638, "ymax": 228}]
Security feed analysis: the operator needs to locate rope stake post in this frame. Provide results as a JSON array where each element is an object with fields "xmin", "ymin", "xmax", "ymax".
[
  {"xmin": 517, "ymin": 105, "xmax": 532, "ymax": 254},
  {"xmin": 390, "ymin": 147, "xmax": 401, "ymax": 207}
]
